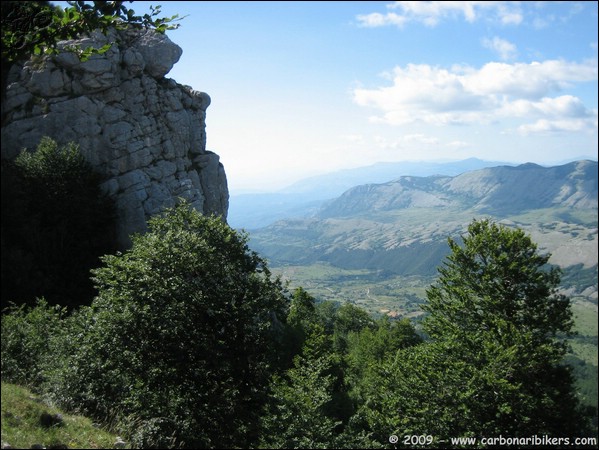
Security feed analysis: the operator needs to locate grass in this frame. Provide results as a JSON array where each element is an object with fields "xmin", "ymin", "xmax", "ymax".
[
  {"xmin": 1, "ymin": 382, "xmax": 126, "ymax": 449},
  {"xmin": 572, "ymin": 298, "xmax": 599, "ymax": 337},
  {"xmin": 273, "ymin": 263, "xmax": 435, "ymax": 317}
]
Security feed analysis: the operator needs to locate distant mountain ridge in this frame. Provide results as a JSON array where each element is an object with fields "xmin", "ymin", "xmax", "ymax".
[
  {"xmin": 249, "ymin": 160, "xmax": 598, "ymax": 280},
  {"xmin": 319, "ymin": 160, "xmax": 598, "ymax": 218},
  {"xmin": 229, "ymin": 157, "xmax": 516, "ymax": 229},
  {"xmin": 279, "ymin": 157, "xmax": 514, "ymax": 197}
]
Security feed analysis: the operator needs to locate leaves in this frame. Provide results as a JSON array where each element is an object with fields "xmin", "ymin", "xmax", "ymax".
[
  {"xmin": 47, "ymin": 203, "xmax": 288, "ymax": 448},
  {"xmin": 351, "ymin": 219, "xmax": 591, "ymax": 443},
  {"xmin": 1, "ymin": 1, "xmax": 185, "ymax": 64}
]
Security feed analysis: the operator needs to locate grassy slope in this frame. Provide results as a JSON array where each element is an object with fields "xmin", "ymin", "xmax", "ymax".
[{"xmin": 1, "ymin": 382, "xmax": 125, "ymax": 449}]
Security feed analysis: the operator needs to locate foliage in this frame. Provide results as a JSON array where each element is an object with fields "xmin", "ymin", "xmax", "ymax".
[
  {"xmin": 424, "ymin": 218, "xmax": 574, "ymax": 344},
  {"xmin": 2, "ymin": 214, "xmax": 594, "ymax": 447},
  {"xmin": 356, "ymin": 219, "xmax": 593, "ymax": 444},
  {"xmin": 261, "ymin": 288, "xmax": 423, "ymax": 448},
  {"xmin": 566, "ymin": 355, "xmax": 598, "ymax": 431},
  {"xmin": 332, "ymin": 302, "xmax": 375, "ymax": 353},
  {"xmin": 1, "ymin": 1, "xmax": 182, "ymax": 64},
  {"xmin": 260, "ymin": 326, "xmax": 343, "ymax": 449},
  {"xmin": 1, "ymin": 299, "xmax": 66, "ymax": 387},
  {"xmin": 1, "ymin": 137, "xmax": 117, "ymax": 309},
  {"xmin": 43, "ymin": 203, "xmax": 288, "ymax": 449}
]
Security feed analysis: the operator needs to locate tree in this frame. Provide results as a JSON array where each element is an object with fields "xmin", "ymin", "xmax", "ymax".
[
  {"xmin": 420, "ymin": 218, "xmax": 588, "ymax": 437},
  {"xmin": 345, "ymin": 316, "xmax": 422, "ymax": 422},
  {"xmin": 44, "ymin": 203, "xmax": 288, "ymax": 448},
  {"xmin": 260, "ymin": 325, "xmax": 342, "ymax": 449},
  {"xmin": 424, "ymin": 218, "xmax": 573, "ymax": 346},
  {"xmin": 357, "ymin": 219, "xmax": 591, "ymax": 444},
  {"xmin": 1, "ymin": 137, "xmax": 117, "ymax": 309},
  {"xmin": 1, "ymin": 1, "xmax": 182, "ymax": 63},
  {"xmin": 332, "ymin": 302, "xmax": 375, "ymax": 353}
]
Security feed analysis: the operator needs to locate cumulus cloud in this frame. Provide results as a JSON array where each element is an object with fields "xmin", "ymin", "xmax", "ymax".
[
  {"xmin": 482, "ymin": 37, "xmax": 517, "ymax": 60},
  {"xmin": 518, "ymin": 115, "xmax": 598, "ymax": 134},
  {"xmin": 502, "ymin": 96, "xmax": 592, "ymax": 119},
  {"xmin": 356, "ymin": 12, "xmax": 406, "ymax": 28},
  {"xmin": 352, "ymin": 59, "xmax": 598, "ymax": 134},
  {"xmin": 356, "ymin": 1, "xmax": 523, "ymax": 28}
]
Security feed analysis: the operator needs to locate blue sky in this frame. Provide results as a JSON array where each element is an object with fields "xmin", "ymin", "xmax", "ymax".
[{"xmin": 124, "ymin": 2, "xmax": 597, "ymax": 191}]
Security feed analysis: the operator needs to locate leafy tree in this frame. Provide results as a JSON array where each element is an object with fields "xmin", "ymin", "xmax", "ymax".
[
  {"xmin": 424, "ymin": 219, "xmax": 574, "ymax": 345},
  {"xmin": 423, "ymin": 219, "xmax": 589, "ymax": 436},
  {"xmin": 287, "ymin": 286, "xmax": 319, "ymax": 331},
  {"xmin": 44, "ymin": 203, "xmax": 288, "ymax": 448},
  {"xmin": 332, "ymin": 302, "xmax": 375, "ymax": 353},
  {"xmin": 260, "ymin": 325, "xmax": 342, "ymax": 449},
  {"xmin": 1, "ymin": 137, "xmax": 116, "ymax": 309},
  {"xmin": 346, "ymin": 317, "xmax": 421, "ymax": 376},
  {"xmin": 1, "ymin": 1, "xmax": 182, "ymax": 63},
  {"xmin": 345, "ymin": 317, "xmax": 422, "ymax": 413},
  {"xmin": 281, "ymin": 287, "xmax": 321, "ymax": 366},
  {"xmin": 357, "ymin": 219, "xmax": 592, "ymax": 444}
]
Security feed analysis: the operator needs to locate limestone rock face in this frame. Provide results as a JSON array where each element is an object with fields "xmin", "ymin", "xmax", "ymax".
[{"xmin": 1, "ymin": 27, "xmax": 228, "ymax": 246}]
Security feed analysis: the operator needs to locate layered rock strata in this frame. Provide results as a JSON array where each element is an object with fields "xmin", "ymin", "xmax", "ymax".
[{"xmin": 1, "ymin": 27, "xmax": 228, "ymax": 246}]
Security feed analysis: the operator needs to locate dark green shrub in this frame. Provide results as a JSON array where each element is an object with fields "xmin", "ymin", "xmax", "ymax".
[
  {"xmin": 1, "ymin": 137, "xmax": 117, "ymax": 310},
  {"xmin": 1, "ymin": 298, "xmax": 66, "ymax": 387},
  {"xmin": 45, "ymin": 203, "xmax": 288, "ymax": 448}
]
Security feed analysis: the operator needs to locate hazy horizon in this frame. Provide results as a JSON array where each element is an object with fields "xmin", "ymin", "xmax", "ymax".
[
  {"xmin": 64, "ymin": 2, "xmax": 599, "ymax": 193},
  {"xmin": 232, "ymin": 154, "xmax": 599, "ymax": 194}
]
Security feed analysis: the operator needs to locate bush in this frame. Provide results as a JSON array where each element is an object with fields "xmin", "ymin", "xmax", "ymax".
[
  {"xmin": 1, "ymin": 137, "xmax": 117, "ymax": 310},
  {"xmin": 1, "ymin": 299, "xmax": 66, "ymax": 387},
  {"xmin": 45, "ymin": 203, "xmax": 288, "ymax": 448}
]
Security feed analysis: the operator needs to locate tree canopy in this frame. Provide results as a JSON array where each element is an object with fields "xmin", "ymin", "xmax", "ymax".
[
  {"xmin": 1, "ymin": 137, "xmax": 116, "ymax": 309},
  {"xmin": 357, "ymin": 219, "xmax": 591, "ymax": 442}
]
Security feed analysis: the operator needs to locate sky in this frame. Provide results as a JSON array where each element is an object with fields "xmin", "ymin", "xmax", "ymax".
[{"xmin": 108, "ymin": 2, "xmax": 599, "ymax": 192}]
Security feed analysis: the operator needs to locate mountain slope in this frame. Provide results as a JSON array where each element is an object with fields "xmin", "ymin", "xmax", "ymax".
[
  {"xmin": 228, "ymin": 157, "xmax": 514, "ymax": 229},
  {"xmin": 250, "ymin": 161, "xmax": 598, "ymax": 282},
  {"xmin": 318, "ymin": 160, "xmax": 598, "ymax": 218}
]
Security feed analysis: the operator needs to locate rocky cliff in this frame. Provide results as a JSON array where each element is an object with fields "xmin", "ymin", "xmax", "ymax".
[{"xmin": 1, "ymin": 27, "xmax": 228, "ymax": 246}]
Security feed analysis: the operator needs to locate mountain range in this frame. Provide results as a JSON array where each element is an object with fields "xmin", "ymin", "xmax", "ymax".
[
  {"xmin": 318, "ymin": 160, "xmax": 597, "ymax": 218},
  {"xmin": 249, "ymin": 160, "xmax": 598, "ymax": 287},
  {"xmin": 228, "ymin": 157, "xmax": 515, "ymax": 229}
]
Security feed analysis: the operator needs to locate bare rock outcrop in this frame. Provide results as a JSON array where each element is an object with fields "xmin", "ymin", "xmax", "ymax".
[{"xmin": 1, "ymin": 27, "xmax": 228, "ymax": 246}]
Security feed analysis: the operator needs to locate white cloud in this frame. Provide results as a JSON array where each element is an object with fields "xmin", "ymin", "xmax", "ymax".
[
  {"xmin": 502, "ymin": 96, "xmax": 592, "ymax": 119},
  {"xmin": 518, "ymin": 115, "xmax": 598, "ymax": 134},
  {"xmin": 447, "ymin": 140, "xmax": 470, "ymax": 149},
  {"xmin": 482, "ymin": 36, "xmax": 517, "ymax": 60},
  {"xmin": 356, "ymin": 1, "xmax": 523, "ymax": 28},
  {"xmin": 356, "ymin": 12, "xmax": 407, "ymax": 28},
  {"xmin": 465, "ymin": 60, "xmax": 598, "ymax": 98},
  {"xmin": 353, "ymin": 60, "xmax": 598, "ymax": 134}
]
